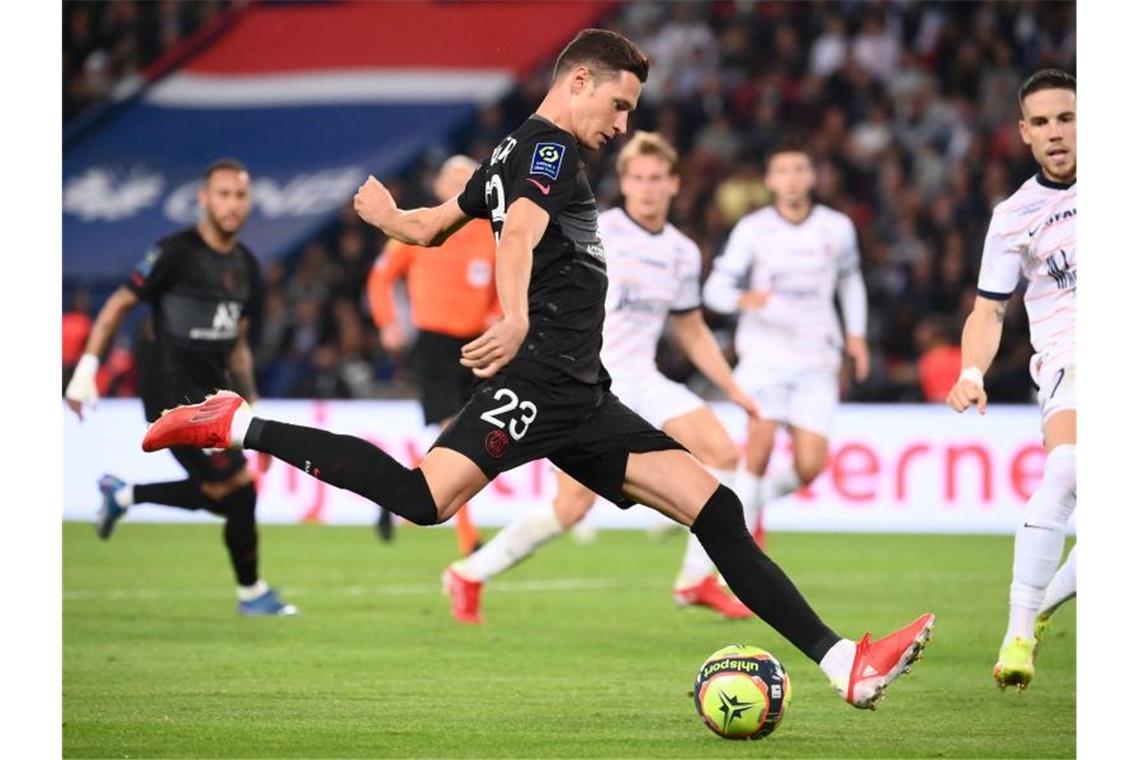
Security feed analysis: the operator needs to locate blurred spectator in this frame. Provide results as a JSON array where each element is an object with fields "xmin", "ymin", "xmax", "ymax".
[
  {"xmin": 916, "ymin": 316, "xmax": 963, "ymax": 402},
  {"xmin": 62, "ymin": 290, "xmax": 93, "ymax": 389}
]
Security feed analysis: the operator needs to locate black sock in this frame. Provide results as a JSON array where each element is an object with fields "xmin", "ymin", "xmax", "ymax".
[
  {"xmin": 245, "ymin": 419, "xmax": 439, "ymax": 526},
  {"xmin": 216, "ymin": 483, "xmax": 259, "ymax": 587},
  {"xmin": 134, "ymin": 480, "xmax": 212, "ymax": 512},
  {"xmin": 691, "ymin": 485, "xmax": 840, "ymax": 663}
]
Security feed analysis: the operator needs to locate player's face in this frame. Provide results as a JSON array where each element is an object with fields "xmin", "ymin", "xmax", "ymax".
[
  {"xmin": 619, "ymin": 154, "xmax": 679, "ymax": 220},
  {"xmin": 765, "ymin": 152, "xmax": 815, "ymax": 205},
  {"xmin": 569, "ymin": 68, "xmax": 641, "ymax": 150},
  {"xmin": 199, "ymin": 169, "xmax": 252, "ymax": 236},
  {"xmin": 1019, "ymin": 88, "xmax": 1076, "ymax": 182}
]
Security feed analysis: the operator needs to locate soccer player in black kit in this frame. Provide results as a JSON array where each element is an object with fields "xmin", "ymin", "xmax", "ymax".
[
  {"xmin": 66, "ymin": 159, "xmax": 296, "ymax": 616},
  {"xmin": 144, "ymin": 31, "xmax": 933, "ymax": 705}
]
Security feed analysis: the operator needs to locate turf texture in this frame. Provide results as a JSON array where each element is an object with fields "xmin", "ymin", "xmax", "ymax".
[{"xmin": 63, "ymin": 522, "xmax": 1075, "ymax": 758}]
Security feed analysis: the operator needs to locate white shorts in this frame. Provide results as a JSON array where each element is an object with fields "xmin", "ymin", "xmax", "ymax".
[
  {"xmin": 1030, "ymin": 355, "xmax": 1075, "ymax": 425},
  {"xmin": 610, "ymin": 370, "xmax": 706, "ymax": 430},
  {"xmin": 735, "ymin": 366, "xmax": 838, "ymax": 437}
]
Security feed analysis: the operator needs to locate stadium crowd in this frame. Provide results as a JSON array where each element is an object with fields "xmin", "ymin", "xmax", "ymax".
[{"xmin": 64, "ymin": 0, "xmax": 1075, "ymax": 405}]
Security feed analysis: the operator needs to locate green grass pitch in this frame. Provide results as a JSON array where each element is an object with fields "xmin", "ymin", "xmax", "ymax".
[{"xmin": 63, "ymin": 522, "xmax": 1075, "ymax": 758}]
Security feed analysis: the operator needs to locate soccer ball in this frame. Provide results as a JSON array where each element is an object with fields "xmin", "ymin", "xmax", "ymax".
[{"xmin": 693, "ymin": 644, "xmax": 790, "ymax": 740}]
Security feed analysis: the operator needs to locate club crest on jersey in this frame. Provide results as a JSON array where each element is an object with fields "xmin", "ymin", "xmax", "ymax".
[
  {"xmin": 530, "ymin": 143, "xmax": 565, "ymax": 181},
  {"xmin": 134, "ymin": 246, "xmax": 161, "ymax": 278}
]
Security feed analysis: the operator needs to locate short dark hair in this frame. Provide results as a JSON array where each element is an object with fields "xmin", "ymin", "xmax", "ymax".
[
  {"xmin": 553, "ymin": 28, "xmax": 649, "ymax": 84},
  {"xmin": 1018, "ymin": 69, "xmax": 1076, "ymax": 104},
  {"xmin": 764, "ymin": 137, "xmax": 812, "ymax": 170},
  {"xmin": 203, "ymin": 157, "xmax": 250, "ymax": 182}
]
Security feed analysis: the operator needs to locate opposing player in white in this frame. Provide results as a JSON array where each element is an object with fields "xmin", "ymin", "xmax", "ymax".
[
  {"xmin": 443, "ymin": 131, "xmax": 761, "ymax": 623},
  {"xmin": 946, "ymin": 69, "xmax": 1076, "ymax": 691},
  {"xmin": 703, "ymin": 141, "xmax": 868, "ymax": 546}
]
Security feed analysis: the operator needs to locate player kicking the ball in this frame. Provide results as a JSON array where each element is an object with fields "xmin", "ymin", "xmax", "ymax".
[
  {"xmin": 946, "ymin": 69, "xmax": 1076, "ymax": 691},
  {"xmin": 142, "ymin": 29, "xmax": 932, "ymax": 709},
  {"xmin": 703, "ymin": 140, "xmax": 869, "ymax": 548},
  {"xmin": 443, "ymin": 131, "xmax": 758, "ymax": 624}
]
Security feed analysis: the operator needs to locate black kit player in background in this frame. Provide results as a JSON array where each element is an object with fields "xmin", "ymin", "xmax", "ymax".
[
  {"xmin": 66, "ymin": 159, "xmax": 296, "ymax": 616},
  {"xmin": 143, "ymin": 30, "xmax": 933, "ymax": 706}
]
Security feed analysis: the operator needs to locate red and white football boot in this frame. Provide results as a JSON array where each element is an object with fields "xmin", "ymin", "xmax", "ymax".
[
  {"xmin": 141, "ymin": 391, "xmax": 247, "ymax": 452},
  {"xmin": 442, "ymin": 566, "xmax": 484, "ymax": 625},
  {"xmin": 841, "ymin": 613, "xmax": 936, "ymax": 709},
  {"xmin": 674, "ymin": 575, "xmax": 753, "ymax": 620}
]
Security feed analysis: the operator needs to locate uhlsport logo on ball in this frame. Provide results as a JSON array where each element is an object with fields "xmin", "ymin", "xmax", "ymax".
[{"xmin": 693, "ymin": 645, "xmax": 790, "ymax": 740}]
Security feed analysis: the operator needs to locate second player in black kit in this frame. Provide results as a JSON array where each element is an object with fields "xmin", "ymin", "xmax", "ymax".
[{"xmin": 68, "ymin": 159, "xmax": 296, "ymax": 615}]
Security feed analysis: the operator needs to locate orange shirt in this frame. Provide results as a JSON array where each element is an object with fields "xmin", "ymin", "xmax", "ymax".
[
  {"xmin": 367, "ymin": 220, "xmax": 499, "ymax": 339},
  {"xmin": 918, "ymin": 344, "xmax": 962, "ymax": 402}
]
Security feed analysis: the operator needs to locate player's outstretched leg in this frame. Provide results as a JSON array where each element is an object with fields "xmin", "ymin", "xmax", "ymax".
[
  {"xmin": 995, "ymin": 443, "xmax": 1075, "ymax": 691},
  {"xmin": 443, "ymin": 471, "xmax": 589, "ymax": 624},
  {"xmin": 141, "ymin": 391, "xmax": 475, "ymax": 529},
  {"xmin": 624, "ymin": 450, "xmax": 934, "ymax": 710}
]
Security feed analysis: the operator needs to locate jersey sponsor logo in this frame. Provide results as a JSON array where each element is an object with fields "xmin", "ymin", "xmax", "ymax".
[
  {"xmin": 1045, "ymin": 249, "xmax": 1076, "ymax": 290},
  {"xmin": 614, "ymin": 285, "xmax": 667, "ymax": 315},
  {"xmin": 189, "ymin": 301, "xmax": 242, "ymax": 340},
  {"xmin": 63, "ymin": 166, "xmax": 165, "ymax": 222},
  {"xmin": 526, "ymin": 178, "xmax": 552, "ymax": 195},
  {"xmin": 529, "ymin": 142, "xmax": 565, "ymax": 180}
]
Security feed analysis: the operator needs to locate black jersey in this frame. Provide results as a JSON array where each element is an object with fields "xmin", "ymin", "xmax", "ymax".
[
  {"xmin": 458, "ymin": 115, "xmax": 609, "ymax": 385},
  {"xmin": 126, "ymin": 227, "xmax": 263, "ymax": 418}
]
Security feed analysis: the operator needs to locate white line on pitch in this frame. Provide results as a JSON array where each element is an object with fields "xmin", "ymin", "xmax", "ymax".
[{"xmin": 63, "ymin": 576, "xmax": 664, "ymax": 601}]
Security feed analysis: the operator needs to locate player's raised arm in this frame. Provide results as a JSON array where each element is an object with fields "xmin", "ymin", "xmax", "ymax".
[
  {"xmin": 460, "ymin": 197, "xmax": 546, "ymax": 378},
  {"xmin": 353, "ymin": 175, "xmax": 472, "ymax": 247},
  {"xmin": 64, "ymin": 285, "xmax": 139, "ymax": 420}
]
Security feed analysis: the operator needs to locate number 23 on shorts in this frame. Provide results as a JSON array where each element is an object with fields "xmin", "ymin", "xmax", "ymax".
[{"xmin": 480, "ymin": 387, "xmax": 538, "ymax": 441}]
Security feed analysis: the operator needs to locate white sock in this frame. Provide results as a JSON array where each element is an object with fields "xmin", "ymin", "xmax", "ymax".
[
  {"xmin": 763, "ymin": 465, "xmax": 803, "ymax": 504},
  {"xmin": 237, "ymin": 579, "xmax": 268, "ymax": 601},
  {"xmin": 675, "ymin": 467, "xmax": 736, "ymax": 588},
  {"xmin": 819, "ymin": 638, "xmax": 857, "ymax": 685},
  {"xmin": 452, "ymin": 502, "xmax": 564, "ymax": 582},
  {"xmin": 1005, "ymin": 445, "xmax": 1075, "ymax": 643},
  {"xmin": 229, "ymin": 406, "xmax": 253, "ymax": 448},
  {"xmin": 113, "ymin": 485, "xmax": 134, "ymax": 508},
  {"xmin": 1039, "ymin": 544, "xmax": 1077, "ymax": 619},
  {"xmin": 736, "ymin": 468, "xmax": 764, "ymax": 534}
]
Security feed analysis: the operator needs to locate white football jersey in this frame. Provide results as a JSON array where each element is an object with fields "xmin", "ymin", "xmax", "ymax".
[
  {"xmin": 598, "ymin": 208, "xmax": 702, "ymax": 377},
  {"xmin": 978, "ymin": 173, "xmax": 1076, "ymax": 368},
  {"xmin": 703, "ymin": 205, "xmax": 866, "ymax": 373}
]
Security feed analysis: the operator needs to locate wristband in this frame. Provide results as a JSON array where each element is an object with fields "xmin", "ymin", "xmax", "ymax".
[
  {"xmin": 958, "ymin": 366, "xmax": 984, "ymax": 389},
  {"xmin": 75, "ymin": 353, "xmax": 99, "ymax": 376}
]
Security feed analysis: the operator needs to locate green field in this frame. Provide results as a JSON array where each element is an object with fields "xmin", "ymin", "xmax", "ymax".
[{"xmin": 63, "ymin": 523, "xmax": 1075, "ymax": 758}]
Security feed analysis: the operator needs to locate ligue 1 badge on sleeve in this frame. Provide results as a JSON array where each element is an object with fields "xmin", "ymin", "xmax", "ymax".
[{"xmin": 530, "ymin": 142, "xmax": 566, "ymax": 181}]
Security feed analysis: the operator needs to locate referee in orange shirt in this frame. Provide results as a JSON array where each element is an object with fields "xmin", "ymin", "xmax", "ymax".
[{"xmin": 367, "ymin": 155, "xmax": 499, "ymax": 553}]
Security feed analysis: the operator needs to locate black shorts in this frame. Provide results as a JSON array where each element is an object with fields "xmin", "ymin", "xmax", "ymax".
[
  {"xmin": 409, "ymin": 330, "xmax": 479, "ymax": 426},
  {"xmin": 432, "ymin": 360, "xmax": 685, "ymax": 508}
]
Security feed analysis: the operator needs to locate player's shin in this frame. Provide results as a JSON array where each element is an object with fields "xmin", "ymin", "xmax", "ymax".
[
  {"xmin": 1006, "ymin": 445, "xmax": 1076, "ymax": 642},
  {"xmin": 218, "ymin": 483, "xmax": 259, "ymax": 587},
  {"xmin": 452, "ymin": 502, "xmax": 564, "ymax": 582},
  {"xmin": 676, "ymin": 467, "xmax": 735, "ymax": 587},
  {"xmin": 690, "ymin": 484, "xmax": 840, "ymax": 663},
  {"xmin": 243, "ymin": 418, "xmax": 439, "ymax": 526}
]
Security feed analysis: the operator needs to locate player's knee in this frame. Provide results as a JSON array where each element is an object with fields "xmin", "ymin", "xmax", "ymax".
[
  {"xmin": 1043, "ymin": 444, "xmax": 1076, "ymax": 497},
  {"xmin": 689, "ymin": 484, "xmax": 748, "ymax": 543},
  {"xmin": 794, "ymin": 458, "xmax": 825, "ymax": 485},
  {"xmin": 1024, "ymin": 444, "xmax": 1076, "ymax": 529},
  {"xmin": 388, "ymin": 468, "xmax": 441, "ymax": 526},
  {"xmin": 703, "ymin": 439, "xmax": 739, "ymax": 472}
]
